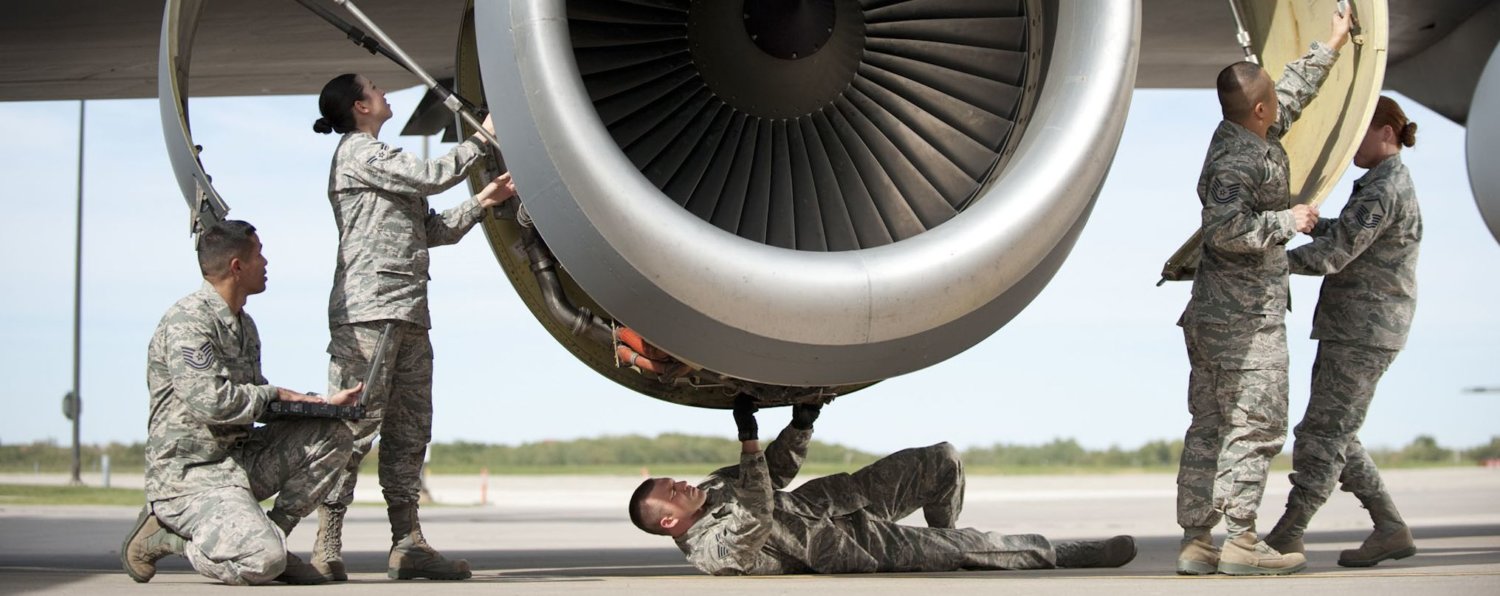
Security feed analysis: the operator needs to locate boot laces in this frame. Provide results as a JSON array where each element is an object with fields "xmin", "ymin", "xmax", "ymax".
[{"xmin": 316, "ymin": 510, "xmax": 345, "ymax": 561}]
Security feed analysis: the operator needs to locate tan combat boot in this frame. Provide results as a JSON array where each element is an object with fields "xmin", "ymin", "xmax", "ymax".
[
  {"xmin": 120, "ymin": 506, "xmax": 186, "ymax": 583},
  {"xmin": 388, "ymin": 503, "xmax": 471, "ymax": 580},
  {"xmin": 1339, "ymin": 492, "xmax": 1416, "ymax": 567},
  {"xmin": 1176, "ymin": 533, "xmax": 1220, "ymax": 576},
  {"xmin": 268, "ymin": 509, "xmax": 331, "ymax": 585},
  {"xmin": 1264, "ymin": 494, "xmax": 1314, "ymax": 555},
  {"xmin": 1217, "ymin": 531, "xmax": 1307, "ymax": 576},
  {"xmin": 312, "ymin": 504, "xmax": 348, "ymax": 581}
]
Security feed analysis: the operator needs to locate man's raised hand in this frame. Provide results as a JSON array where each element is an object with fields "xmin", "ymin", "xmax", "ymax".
[
  {"xmin": 1328, "ymin": 4, "xmax": 1354, "ymax": 51},
  {"xmin": 733, "ymin": 394, "xmax": 759, "ymax": 442},
  {"xmin": 790, "ymin": 402, "xmax": 822, "ymax": 431}
]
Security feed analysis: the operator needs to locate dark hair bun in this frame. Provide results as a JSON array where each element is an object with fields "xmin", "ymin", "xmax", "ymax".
[
  {"xmin": 313, "ymin": 117, "xmax": 334, "ymax": 135},
  {"xmin": 1400, "ymin": 121, "xmax": 1418, "ymax": 148}
]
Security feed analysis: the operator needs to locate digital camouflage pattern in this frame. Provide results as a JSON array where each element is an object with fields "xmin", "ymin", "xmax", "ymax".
[
  {"xmin": 1289, "ymin": 155, "xmax": 1422, "ymax": 350},
  {"xmin": 325, "ymin": 132, "xmax": 488, "ymax": 329},
  {"xmin": 1177, "ymin": 43, "xmax": 1338, "ymax": 530},
  {"xmin": 145, "ymin": 282, "xmax": 279, "ymax": 501},
  {"xmin": 1279, "ymin": 154, "xmax": 1421, "ymax": 516},
  {"xmin": 145, "ymin": 284, "xmax": 352, "ymax": 584},
  {"xmin": 323, "ymin": 320, "xmax": 434, "ymax": 508},
  {"xmin": 153, "ymin": 486, "xmax": 286, "ymax": 585},
  {"xmin": 1287, "ymin": 340, "xmax": 1399, "ymax": 509},
  {"xmin": 1178, "ymin": 320, "xmax": 1290, "ymax": 526},
  {"xmin": 153, "ymin": 419, "xmax": 352, "ymax": 585},
  {"xmin": 675, "ymin": 429, "xmax": 1054, "ymax": 575},
  {"xmin": 1185, "ymin": 41, "xmax": 1338, "ymax": 324},
  {"xmin": 320, "ymin": 130, "xmax": 489, "ymax": 510}
]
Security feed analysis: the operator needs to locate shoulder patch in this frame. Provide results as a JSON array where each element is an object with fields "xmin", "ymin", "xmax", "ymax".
[
  {"xmin": 182, "ymin": 341, "xmax": 217, "ymax": 370},
  {"xmin": 362, "ymin": 142, "xmax": 394, "ymax": 165},
  {"xmin": 363, "ymin": 144, "xmax": 405, "ymax": 165},
  {"xmin": 1210, "ymin": 176, "xmax": 1243, "ymax": 204},
  {"xmin": 1353, "ymin": 198, "xmax": 1387, "ymax": 229}
]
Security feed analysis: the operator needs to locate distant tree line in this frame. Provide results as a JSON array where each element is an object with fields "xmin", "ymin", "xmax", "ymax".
[
  {"xmin": 0, "ymin": 441, "xmax": 147, "ymax": 473},
  {"xmin": 426, "ymin": 434, "xmax": 881, "ymax": 471},
  {"xmin": 4, "ymin": 434, "xmax": 1497, "ymax": 474},
  {"xmin": 961, "ymin": 438, "xmax": 1185, "ymax": 469}
]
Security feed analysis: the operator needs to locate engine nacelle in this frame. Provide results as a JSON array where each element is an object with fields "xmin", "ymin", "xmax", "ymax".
[{"xmin": 464, "ymin": 0, "xmax": 1139, "ymax": 402}]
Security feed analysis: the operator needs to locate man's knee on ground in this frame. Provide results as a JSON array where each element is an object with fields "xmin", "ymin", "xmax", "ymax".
[{"xmin": 227, "ymin": 529, "xmax": 288, "ymax": 585}]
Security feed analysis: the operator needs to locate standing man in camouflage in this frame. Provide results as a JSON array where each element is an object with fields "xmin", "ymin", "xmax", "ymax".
[
  {"xmin": 1263, "ymin": 96, "xmax": 1423, "ymax": 568},
  {"xmin": 628, "ymin": 396, "xmax": 1136, "ymax": 575},
  {"xmin": 1174, "ymin": 8, "xmax": 1352, "ymax": 577},
  {"xmin": 120, "ymin": 220, "xmax": 363, "ymax": 585},
  {"xmin": 308, "ymin": 73, "xmax": 517, "ymax": 581}
]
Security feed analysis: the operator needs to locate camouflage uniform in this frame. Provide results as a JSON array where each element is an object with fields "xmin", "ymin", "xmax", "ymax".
[
  {"xmin": 1283, "ymin": 154, "xmax": 1421, "ymax": 511},
  {"xmin": 145, "ymin": 283, "xmax": 353, "ymax": 585},
  {"xmin": 676, "ymin": 427, "xmax": 1054, "ymax": 575},
  {"xmin": 322, "ymin": 132, "xmax": 489, "ymax": 509},
  {"xmin": 1176, "ymin": 42, "xmax": 1338, "ymax": 529}
]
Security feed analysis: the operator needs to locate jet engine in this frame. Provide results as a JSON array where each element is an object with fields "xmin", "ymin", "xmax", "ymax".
[
  {"xmin": 161, "ymin": 0, "xmax": 1141, "ymax": 407},
  {"xmin": 452, "ymin": 0, "xmax": 1139, "ymax": 405}
]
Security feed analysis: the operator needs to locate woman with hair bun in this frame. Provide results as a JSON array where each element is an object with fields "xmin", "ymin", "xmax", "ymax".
[
  {"xmin": 1265, "ymin": 95, "xmax": 1422, "ymax": 568},
  {"xmin": 307, "ymin": 73, "xmax": 514, "ymax": 582}
]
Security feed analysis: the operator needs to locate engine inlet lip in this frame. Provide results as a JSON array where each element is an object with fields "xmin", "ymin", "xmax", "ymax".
[{"xmin": 477, "ymin": 0, "xmax": 1140, "ymax": 385}]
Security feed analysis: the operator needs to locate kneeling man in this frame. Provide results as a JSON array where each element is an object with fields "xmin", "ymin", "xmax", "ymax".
[
  {"xmin": 121, "ymin": 220, "xmax": 362, "ymax": 585},
  {"xmin": 629, "ymin": 397, "xmax": 1136, "ymax": 575}
]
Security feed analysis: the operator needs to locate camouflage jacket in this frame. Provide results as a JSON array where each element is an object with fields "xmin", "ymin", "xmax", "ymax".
[
  {"xmin": 675, "ymin": 425, "xmax": 877, "ymax": 575},
  {"xmin": 1289, "ymin": 154, "xmax": 1421, "ymax": 350},
  {"xmin": 144, "ymin": 282, "xmax": 278, "ymax": 501},
  {"xmin": 326, "ymin": 132, "xmax": 489, "ymax": 329},
  {"xmin": 1184, "ymin": 42, "xmax": 1338, "ymax": 325}
]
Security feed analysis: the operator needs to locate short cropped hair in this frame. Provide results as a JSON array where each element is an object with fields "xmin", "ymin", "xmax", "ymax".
[
  {"xmin": 196, "ymin": 220, "xmax": 257, "ymax": 279},
  {"xmin": 629, "ymin": 478, "xmax": 668, "ymax": 536},
  {"xmin": 1216, "ymin": 61, "xmax": 1267, "ymax": 122}
]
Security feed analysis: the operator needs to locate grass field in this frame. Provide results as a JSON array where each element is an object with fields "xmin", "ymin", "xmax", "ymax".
[{"xmin": 0, "ymin": 483, "xmax": 146, "ymax": 507}]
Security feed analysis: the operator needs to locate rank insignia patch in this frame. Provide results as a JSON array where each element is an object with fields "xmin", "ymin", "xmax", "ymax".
[
  {"xmin": 1354, "ymin": 200, "xmax": 1386, "ymax": 229},
  {"xmin": 1211, "ymin": 178, "xmax": 1242, "ymax": 204},
  {"xmin": 182, "ymin": 341, "xmax": 216, "ymax": 370}
]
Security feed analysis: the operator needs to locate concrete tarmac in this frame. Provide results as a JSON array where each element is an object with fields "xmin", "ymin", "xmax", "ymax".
[{"xmin": 2, "ymin": 467, "xmax": 1496, "ymax": 595}]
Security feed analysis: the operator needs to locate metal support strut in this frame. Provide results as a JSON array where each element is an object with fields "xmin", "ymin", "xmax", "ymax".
[
  {"xmin": 292, "ymin": 0, "xmax": 488, "ymax": 118},
  {"xmin": 1226, "ymin": 0, "xmax": 1258, "ymax": 64},
  {"xmin": 292, "ymin": 0, "xmax": 501, "ymax": 154}
]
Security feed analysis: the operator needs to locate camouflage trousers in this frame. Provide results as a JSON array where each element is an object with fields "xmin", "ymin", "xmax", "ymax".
[
  {"xmin": 1177, "ymin": 320, "xmax": 1290, "ymax": 528},
  {"xmin": 1284, "ymin": 340, "xmax": 1399, "ymax": 510},
  {"xmin": 847, "ymin": 443, "xmax": 1054, "ymax": 571},
  {"xmin": 324, "ymin": 320, "xmax": 434, "ymax": 509},
  {"xmin": 151, "ymin": 418, "xmax": 352, "ymax": 585}
]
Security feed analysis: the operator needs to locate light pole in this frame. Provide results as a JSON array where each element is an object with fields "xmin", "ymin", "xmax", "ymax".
[{"xmin": 68, "ymin": 99, "xmax": 86, "ymax": 486}]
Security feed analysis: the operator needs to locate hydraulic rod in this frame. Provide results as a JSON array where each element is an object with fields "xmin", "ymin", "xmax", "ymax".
[
  {"xmin": 322, "ymin": 0, "xmax": 502, "ymax": 152},
  {"xmin": 1226, "ymin": 0, "xmax": 1258, "ymax": 64}
]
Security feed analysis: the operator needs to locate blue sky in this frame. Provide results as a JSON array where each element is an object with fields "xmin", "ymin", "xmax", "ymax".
[{"xmin": 1, "ymin": 86, "xmax": 1496, "ymax": 455}]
